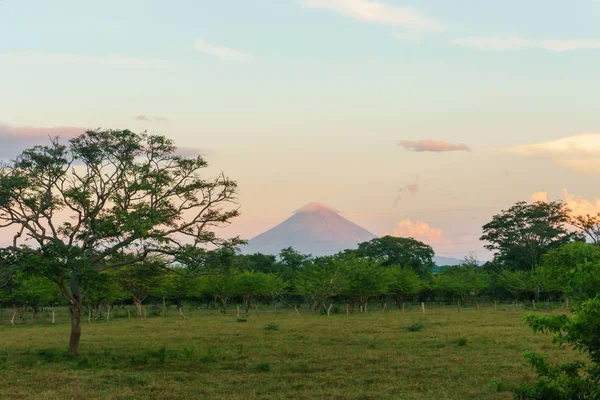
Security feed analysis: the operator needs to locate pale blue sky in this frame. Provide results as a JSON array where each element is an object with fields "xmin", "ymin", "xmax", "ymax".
[{"xmin": 1, "ymin": 0, "xmax": 600, "ymax": 259}]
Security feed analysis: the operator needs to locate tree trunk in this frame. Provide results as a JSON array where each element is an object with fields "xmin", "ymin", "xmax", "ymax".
[
  {"xmin": 134, "ymin": 300, "xmax": 143, "ymax": 318},
  {"xmin": 68, "ymin": 302, "xmax": 83, "ymax": 357}
]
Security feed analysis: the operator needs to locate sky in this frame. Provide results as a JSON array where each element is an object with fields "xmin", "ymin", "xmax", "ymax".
[{"xmin": 1, "ymin": 0, "xmax": 600, "ymax": 260}]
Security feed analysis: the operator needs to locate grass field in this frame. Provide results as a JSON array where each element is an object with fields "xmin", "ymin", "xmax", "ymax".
[{"xmin": 0, "ymin": 304, "xmax": 581, "ymax": 399}]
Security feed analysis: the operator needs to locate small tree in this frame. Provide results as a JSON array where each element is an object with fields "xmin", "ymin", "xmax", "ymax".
[
  {"xmin": 2, "ymin": 273, "xmax": 60, "ymax": 323},
  {"xmin": 497, "ymin": 269, "xmax": 539, "ymax": 302},
  {"xmin": 202, "ymin": 273, "xmax": 239, "ymax": 314},
  {"xmin": 0, "ymin": 129, "xmax": 240, "ymax": 355},
  {"xmin": 340, "ymin": 256, "xmax": 389, "ymax": 312},
  {"xmin": 387, "ymin": 268, "xmax": 421, "ymax": 309},
  {"xmin": 295, "ymin": 259, "xmax": 346, "ymax": 314},
  {"xmin": 235, "ymin": 271, "xmax": 268, "ymax": 312},
  {"xmin": 112, "ymin": 260, "xmax": 165, "ymax": 317},
  {"xmin": 435, "ymin": 266, "xmax": 490, "ymax": 306}
]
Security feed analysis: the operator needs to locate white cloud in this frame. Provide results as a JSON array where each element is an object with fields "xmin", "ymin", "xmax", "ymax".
[
  {"xmin": 505, "ymin": 134, "xmax": 600, "ymax": 175},
  {"xmin": 0, "ymin": 51, "xmax": 171, "ymax": 67},
  {"xmin": 451, "ymin": 36, "xmax": 600, "ymax": 52},
  {"xmin": 303, "ymin": 0, "xmax": 444, "ymax": 34},
  {"xmin": 194, "ymin": 39, "xmax": 254, "ymax": 62}
]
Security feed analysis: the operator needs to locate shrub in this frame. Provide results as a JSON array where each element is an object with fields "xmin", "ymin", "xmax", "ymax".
[
  {"xmin": 264, "ymin": 322, "xmax": 279, "ymax": 331},
  {"xmin": 457, "ymin": 338, "xmax": 469, "ymax": 347},
  {"xmin": 508, "ymin": 296, "xmax": 600, "ymax": 399},
  {"xmin": 406, "ymin": 322, "xmax": 425, "ymax": 332},
  {"xmin": 254, "ymin": 362, "xmax": 274, "ymax": 372}
]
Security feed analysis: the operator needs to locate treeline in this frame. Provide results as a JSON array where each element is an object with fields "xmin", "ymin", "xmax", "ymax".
[
  {"xmin": 3, "ymin": 236, "xmax": 599, "ymax": 320},
  {"xmin": 3, "ymin": 199, "xmax": 600, "ymax": 320}
]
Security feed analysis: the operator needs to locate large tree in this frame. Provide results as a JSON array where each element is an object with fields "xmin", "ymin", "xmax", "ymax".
[
  {"xmin": 357, "ymin": 236, "xmax": 435, "ymax": 277},
  {"xmin": 0, "ymin": 129, "xmax": 241, "ymax": 355},
  {"xmin": 480, "ymin": 201, "xmax": 578, "ymax": 271}
]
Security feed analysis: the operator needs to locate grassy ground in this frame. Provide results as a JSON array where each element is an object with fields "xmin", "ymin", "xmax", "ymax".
[{"xmin": 0, "ymin": 304, "xmax": 581, "ymax": 400}]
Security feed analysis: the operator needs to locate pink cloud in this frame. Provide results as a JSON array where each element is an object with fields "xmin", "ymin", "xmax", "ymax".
[
  {"xmin": 133, "ymin": 115, "xmax": 169, "ymax": 122},
  {"xmin": 0, "ymin": 122, "xmax": 87, "ymax": 159},
  {"xmin": 385, "ymin": 219, "xmax": 449, "ymax": 245},
  {"xmin": 407, "ymin": 183, "xmax": 419, "ymax": 193},
  {"xmin": 530, "ymin": 189, "xmax": 600, "ymax": 216},
  {"xmin": 562, "ymin": 189, "xmax": 600, "ymax": 216},
  {"xmin": 0, "ymin": 122, "xmax": 86, "ymax": 139},
  {"xmin": 398, "ymin": 139, "xmax": 471, "ymax": 152}
]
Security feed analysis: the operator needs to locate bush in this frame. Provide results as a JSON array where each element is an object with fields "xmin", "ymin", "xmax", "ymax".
[
  {"xmin": 405, "ymin": 322, "xmax": 425, "ymax": 332},
  {"xmin": 253, "ymin": 362, "xmax": 274, "ymax": 372},
  {"xmin": 264, "ymin": 322, "xmax": 279, "ymax": 331},
  {"xmin": 509, "ymin": 296, "xmax": 600, "ymax": 399},
  {"xmin": 457, "ymin": 338, "xmax": 468, "ymax": 347}
]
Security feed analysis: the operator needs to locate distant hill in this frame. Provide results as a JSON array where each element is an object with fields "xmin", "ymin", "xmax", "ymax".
[
  {"xmin": 434, "ymin": 256, "xmax": 464, "ymax": 267},
  {"xmin": 242, "ymin": 202, "xmax": 470, "ymax": 268},
  {"xmin": 241, "ymin": 202, "xmax": 377, "ymax": 256}
]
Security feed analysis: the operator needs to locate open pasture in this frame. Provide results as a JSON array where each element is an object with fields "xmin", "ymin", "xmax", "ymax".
[{"xmin": 0, "ymin": 304, "xmax": 581, "ymax": 400}]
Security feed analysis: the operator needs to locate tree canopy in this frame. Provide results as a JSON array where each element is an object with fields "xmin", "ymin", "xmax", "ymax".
[
  {"xmin": 480, "ymin": 201, "xmax": 579, "ymax": 270},
  {"xmin": 357, "ymin": 236, "xmax": 435, "ymax": 277},
  {"xmin": 0, "ymin": 129, "xmax": 241, "ymax": 355}
]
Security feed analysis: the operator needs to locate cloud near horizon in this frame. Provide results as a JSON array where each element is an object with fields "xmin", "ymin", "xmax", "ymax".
[
  {"xmin": 531, "ymin": 189, "xmax": 600, "ymax": 217},
  {"xmin": 451, "ymin": 36, "xmax": 600, "ymax": 52},
  {"xmin": 398, "ymin": 139, "xmax": 471, "ymax": 153},
  {"xmin": 385, "ymin": 219, "xmax": 449, "ymax": 245},
  {"xmin": 0, "ymin": 122, "xmax": 87, "ymax": 158},
  {"xmin": 194, "ymin": 39, "xmax": 254, "ymax": 62},
  {"xmin": 303, "ymin": 0, "xmax": 444, "ymax": 34},
  {"xmin": 531, "ymin": 191, "xmax": 549, "ymax": 203},
  {"xmin": 506, "ymin": 134, "xmax": 600, "ymax": 175}
]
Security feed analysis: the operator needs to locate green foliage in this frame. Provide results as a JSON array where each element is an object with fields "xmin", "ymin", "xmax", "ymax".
[
  {"xmin": 512, "ymin": 296, "xmax": 600, "ymax": 399},
  {"xmin": 357, "ymin": 236, "xmax": 435, "ymax": 277},
  {"xmin": 264, "ymin": 322, "xmax": 279, "ymax": 331},
  {"xmin": 339, "ymin": 255, "xmax": 389, "ymax": 310},
  {"xmin": 112, "ymin": 260, "xmax": 166, "ymax": 314},
  {"xmin": 387, "ymin": 267, "xmax": 422, "ymax": 307},
  {"xmin": 434, "ymin": 266, "xmax": 491, "ymax": 305},
  {"xmin": 406, "ymin": 321, "xmax": 425, "ymax": 332},
  {"xmin": 294, "ymin": 259, "xmax": 346, "ymax": 312},
  {"xmin": 497, "ymin": 269, "xmax": 539, "ymax": 301},
  {"xmin": 0, "ymin": 129, "xmax": 241, "ymax": 354},
  {"xmin": 481, "ymin": 201, "xmax": 579, "ymax": 270},
  {"xmin": 253, "ymin": 362, "xmax": 274, "ymax": 372}
]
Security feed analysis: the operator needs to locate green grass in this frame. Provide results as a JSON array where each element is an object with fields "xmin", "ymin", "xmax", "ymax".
[{"xmin": 0, "ymin": 305, "xmax": 583, "ymax": 399}]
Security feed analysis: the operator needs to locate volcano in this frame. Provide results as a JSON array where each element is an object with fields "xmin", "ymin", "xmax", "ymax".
[{"xmin": 242, "ymin": 202, "xmax": 377, "ymax": 256}]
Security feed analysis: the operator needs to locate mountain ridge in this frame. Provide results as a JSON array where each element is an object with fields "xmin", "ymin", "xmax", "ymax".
[{"xmin": 241, "ymin": 202, "xmax": 466, "ymax": 266}]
